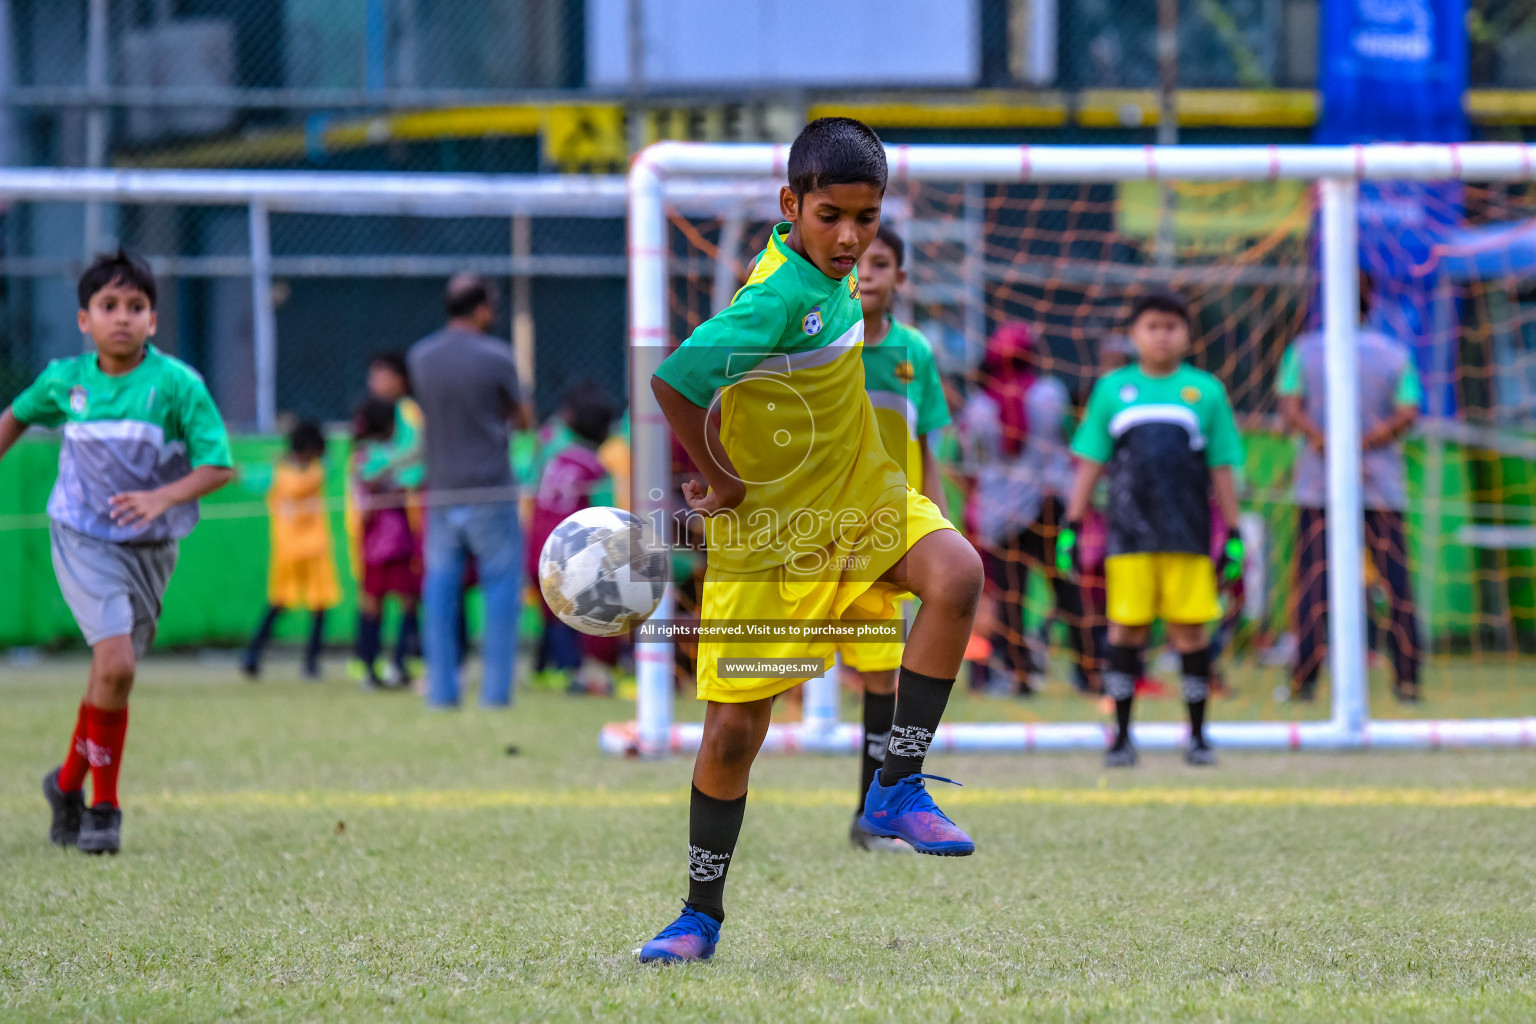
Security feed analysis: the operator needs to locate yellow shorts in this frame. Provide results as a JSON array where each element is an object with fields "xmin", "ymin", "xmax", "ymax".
[
  {"xmin": 696, "ymin": 490, "xmax": 952, "ymax": 703},
  {"xmin": 269, "ymin": 555, "xmax": 341, "ymax": 611},
  {"xmin": 835, "ymin": 597, "xmax": 908, "ymax": 674},
  {"xmin": 835, "ymin": 638, "xmax": 903, "ymax": 675},
  {"xmin": 1105, "ymin": 552, "xmax": 1219, "ymax": 627}
]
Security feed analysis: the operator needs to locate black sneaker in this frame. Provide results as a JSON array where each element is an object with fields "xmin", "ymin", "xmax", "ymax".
[
  {"xmin": 1104, "ymin": 741, "xmax": 1139, "ymax": 768},
  {"xmin": 77, "ymin": 803, "xmax": 122, "ymax": 855},
  {"xmin": 1183, "ymin": 740, "xmax": 1218, "ymax": 767},
  {"xmin": 42, "ymin": 767, "xmax": 85, "ymax": 847}
]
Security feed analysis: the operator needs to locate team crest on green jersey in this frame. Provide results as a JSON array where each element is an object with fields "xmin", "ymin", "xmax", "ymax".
[
  {"xmin": 802, "ymin": 306, "xmax": 823, "ymax": 335},
  {"xmin": 68, "ymin": 386, "xmax": 87, "ymax": 414}
]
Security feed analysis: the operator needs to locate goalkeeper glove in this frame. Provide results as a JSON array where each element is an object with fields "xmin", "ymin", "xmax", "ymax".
[
  {"xmin": 1217, "ymin": 527, "xmax": 1245, "ymax": 584},
  {"xmin": 1056, "ymin": 520, "xmax": 1082, "ymax": 579}
]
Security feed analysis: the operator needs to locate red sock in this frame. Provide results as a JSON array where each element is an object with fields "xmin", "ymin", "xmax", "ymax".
[
  {"xmin": 58, "ymin": 702, "xmax": 91, "ymax": 793},
  {"xmin": 83, "ymin": 705, "xmax": 129, "ymax": 808}
]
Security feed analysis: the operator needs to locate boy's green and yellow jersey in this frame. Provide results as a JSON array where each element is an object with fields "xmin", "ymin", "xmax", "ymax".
[
  {"xmin": 8, "ymin": 344, "xmax": 232, "ymax": 543},
  {"xmin": 655, "ymin": 222, "xmax": 908, "ymax": 575},
  {"xmin": 861, "ymin": 317, "xmax": 949, "ymax": 493}
]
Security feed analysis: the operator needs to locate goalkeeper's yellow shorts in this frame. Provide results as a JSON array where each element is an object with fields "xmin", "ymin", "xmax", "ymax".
[
  {"xmin": 1105, "ymin": 552, "xmax": 1220, "ymax": 627},
  {"xmin": 695, "ymin": 494, "xmax": 952, "ymax": 704}
]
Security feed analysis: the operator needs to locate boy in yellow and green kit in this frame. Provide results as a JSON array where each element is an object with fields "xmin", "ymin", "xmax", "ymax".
[{"xmin": 639, "ymin": 117, "xmax": 983, "ymax": 964}]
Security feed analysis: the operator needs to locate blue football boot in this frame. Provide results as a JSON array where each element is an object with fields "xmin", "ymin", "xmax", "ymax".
[
  {"xmin": 637, "ymin": 903, "xmax": 721, "ymax": 964},
  {"xmin": 858, "ymin": 773, "xmax": 975, "ymax": 857}
]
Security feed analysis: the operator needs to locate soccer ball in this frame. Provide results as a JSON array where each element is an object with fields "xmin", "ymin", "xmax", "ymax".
[{"xmin": 537, "ymin": 506, "xmax": 668, "ymax": 637}]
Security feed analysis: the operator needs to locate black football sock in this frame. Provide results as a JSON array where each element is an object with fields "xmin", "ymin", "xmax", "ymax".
[
  {"xmin": 686, "ymin": 784, "xmax": 747, "ymax": 923},
  {"xmin": 1181, "ymin": 648, "xmax": 1212, "ymax": 746},
  {"xmin": 1106, "ymin": 644, "xmax": 1142, "ymax": 749},
  {"xmin": 245, "ymin": 604, "xmax": 282, "ymax": 670},
  {"xmin": 356, "ymin": 613, "xmax": 382, "ymax": 676},
  {"xmin": 303, "ymin": 610, "xmax": 326, "ymax": 675},
  {"xmin": 394, "ymin": 608, "xmax": 420, "ymax": 671},
  {"xmin": 859, "ymin": 689, "xmax": 896, "ymax": 811},
  {"xmin": 879, "ymin": 667, "xmax": 955, "ymax": 786}
]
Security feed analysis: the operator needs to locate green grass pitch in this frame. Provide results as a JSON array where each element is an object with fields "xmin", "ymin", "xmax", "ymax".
[{"xmin": 2, "ymin": 657, "xmax": 1535, "ymax": 1022}]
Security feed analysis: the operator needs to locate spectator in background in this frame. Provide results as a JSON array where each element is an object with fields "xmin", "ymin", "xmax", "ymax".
[
  {"xmin": 527, "ymin": 384, "xmax": 619, "ymax": 696},
  {"xmin": 242, "ymin": 421, "xmax": 338, "ymax": 681},
  {"xmin": 365, "ymin": 351, "xmax": 424, "ymax": 484},
  {"xmin": 344, "ymin": 351, "xmax": 426, "ymax": 670},
  {"xmin": 408, "ymin": 274, "xmax": 530, "ymax": 709},
  {"xmin": 351, "ymin": 397, "xmax": 421, "ymax": 690},
  {"xmin": 958, "ymin": 322, "xmax": 1097, "ymax": 694},
  {"xmin": 1278, "ymin": 274, "xmax": 1423, "ymax": 704}
]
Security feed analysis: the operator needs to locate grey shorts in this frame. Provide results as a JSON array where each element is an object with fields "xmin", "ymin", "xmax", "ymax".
[{"xmin": 49, "ymin": 522, "xmax": 178, "ymax": 657}]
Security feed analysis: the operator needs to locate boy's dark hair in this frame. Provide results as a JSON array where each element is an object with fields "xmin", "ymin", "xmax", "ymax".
[
  {"xmin": 445, "ymin": 274, "xmax": 493, "ymax": 319},
  {"xmin": 354, "ymin": 397, "xmax": 397, "ymax": 442},
  {"xmin": 1128, "ymin": 291, "xmax": 1190, "ymax": 327},
  {"xmin": 369, "ymin": 350, "xmax": 411, "ymax": 391},
  {"xmin": 288, "ymin": 420, "xmax": 326, "ymax": 459},
  {"xmin": 787, "ymin": 117, "xmax": 887, "ymax": 197},
  {"xmin": 78, "ymin": 248, "xmax": 156, "ymax": 310},
  {"xmin": 565, "ymin": 383, "xmax": 615, "ymax": 447},
  {"xmin": 872, "ymin": 224, "xmax": 906, "ymax": 268}
]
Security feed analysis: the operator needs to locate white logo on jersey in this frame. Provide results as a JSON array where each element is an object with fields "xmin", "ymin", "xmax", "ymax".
[
  {"xmin": 1119, "ymin": 384, "xmax": 1138, "ymax": 402},
  {"xmin": 802, "ymin": 307, "xmax": 823, "ymax": 336}
]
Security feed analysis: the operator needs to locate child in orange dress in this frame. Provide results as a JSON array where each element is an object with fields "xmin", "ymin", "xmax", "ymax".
[{"xmin": 243, "ymin": 421, "xmax": 340, "ymax": 679}]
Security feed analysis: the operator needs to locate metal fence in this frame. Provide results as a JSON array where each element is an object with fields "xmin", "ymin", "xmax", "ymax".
[
  {"xmin": 0, "ymin": 169, "xmax": 785, "ymax": 431},
  {"xmin": 0, "ymin": 170, "xmax": 630, "ymax": 430}
]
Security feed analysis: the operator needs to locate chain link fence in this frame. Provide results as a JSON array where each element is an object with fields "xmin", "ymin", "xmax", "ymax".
[{"xmin": 0, "ymin": 183, "xmax": 631, "ymax": 430}]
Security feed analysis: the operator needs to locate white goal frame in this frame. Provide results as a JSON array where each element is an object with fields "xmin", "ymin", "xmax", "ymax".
[
  {"xmin": 612, "ymin": 141, "xmax": 1536, "ymax": 758},
  {"xmin": 0, "ymin": 167, "xmax": 778, "ymax": 432}
]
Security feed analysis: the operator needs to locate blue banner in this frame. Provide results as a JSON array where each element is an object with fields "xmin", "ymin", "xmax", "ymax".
[
  {"xmin": 1317, "ymin": 0, "xmax": 1468, "ymax": 144},
  {"xmin": 1315, "ymin": 1, "xmax": 1469, "ymax": 416}
]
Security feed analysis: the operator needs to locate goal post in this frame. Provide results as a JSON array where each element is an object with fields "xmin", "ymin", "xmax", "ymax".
[{"xmin": 612, "ymin": 141, "xmax": 1536, "ymax": 758}]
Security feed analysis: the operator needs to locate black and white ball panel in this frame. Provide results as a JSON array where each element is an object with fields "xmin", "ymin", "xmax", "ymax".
[{"xmin": 538, "ymin": 506, "xmax": 667, "ymax": 637}]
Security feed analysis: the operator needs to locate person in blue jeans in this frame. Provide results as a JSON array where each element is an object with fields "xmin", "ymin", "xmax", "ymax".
[
  {"xmin": 407, "ymin": 274, "xmax": 531, "ymax": 708},
  {"xmin": 422, "ymin": 502, "xmax": 523, "ymax": 707}
]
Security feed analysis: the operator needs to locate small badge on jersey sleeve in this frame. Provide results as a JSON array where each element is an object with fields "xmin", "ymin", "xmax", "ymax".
[
  {"xmin": 68, "ymin": 386, "xmax": 88, "ymax": 414},
  {"xmin": 1181, "ymin": 385, "xmax": 1201, "ymax": 404},
  {"xmin": 802, "ymin": 306, "xmax": 823, "ymax": 336},
  {"xmin": 1118, "ymin": 384, "xmax": 1138, "ymax": 403}
]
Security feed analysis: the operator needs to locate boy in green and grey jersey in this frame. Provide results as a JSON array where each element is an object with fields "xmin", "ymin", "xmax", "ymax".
[{"xmin": 0, "ymin": 249, "xmax": 233, "ymax": 854}]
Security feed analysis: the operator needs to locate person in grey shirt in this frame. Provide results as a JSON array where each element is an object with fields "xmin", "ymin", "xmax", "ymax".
[
  {"xmin": 1277, "ymin": 276, "xmax": 1423, "ymax": 703},
  {"xmin": 408, "ymin": 274, "xmax": 530, "ymax": 708}
]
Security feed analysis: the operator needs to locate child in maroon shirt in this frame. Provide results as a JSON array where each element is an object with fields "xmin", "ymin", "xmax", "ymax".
[
  {"xmin": 353, "ymin": 397, "xmax": 422, "ymax": 688},
  {"xmin": 527, "ymin": 387, "xmax": 617, "ymax": 693}
]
